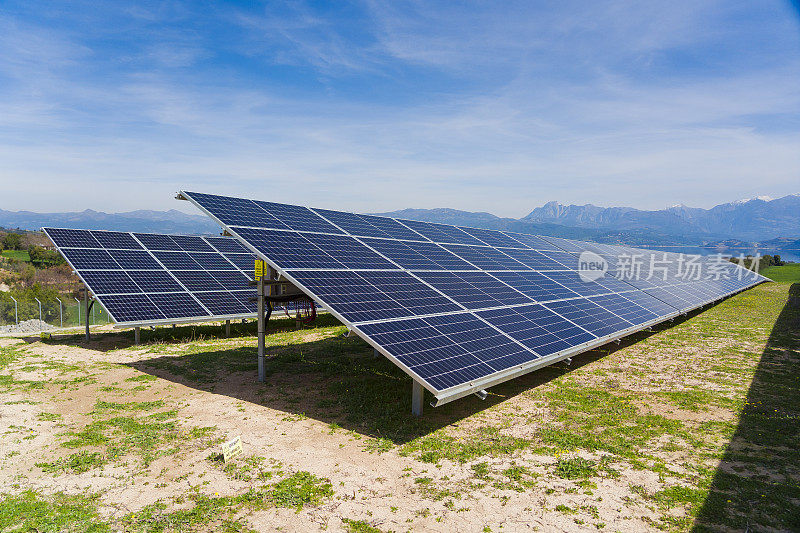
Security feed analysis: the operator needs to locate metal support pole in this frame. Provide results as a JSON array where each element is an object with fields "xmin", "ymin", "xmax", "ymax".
[
  {"xmin": 74, "ymin": 297, "xmax": 80, "ymax": 327},
  {"xmin": 257, "ymin": 275, "xmax": 265, "ymax": 382},
  {"xmin": 412, "ymin": 380, "xmax": 424, "ymax": 417},
  {"xmin": 134, "ymin": 327, "xmax": 140, "ymax": 345},
  {"xmin": 35, "ymin": 298, "xmax": 42, "ymax": 329},
  {"xmin": 225, "ymin": 319, "xmax": 231, "ymax": 337},
  {"xmin": 10, "ymin": 296, "xmax": 17, "ymax": 325},
  {"xmin": 59, "ymin": 299, "xmax": 63, "ymax": 328},
  {"xmin": 84, "ymin": 288, "xmax": 90, "ymax": 342}
]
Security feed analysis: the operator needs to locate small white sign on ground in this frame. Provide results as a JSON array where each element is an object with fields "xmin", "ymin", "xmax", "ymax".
[{"xmin": 221, "ymin": 435, "xmax": 243, "ymax": 462}]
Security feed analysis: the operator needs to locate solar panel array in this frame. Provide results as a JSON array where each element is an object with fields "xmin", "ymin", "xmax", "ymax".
[
  {"xmin": 43, "ymin": 228, "xmax": 260, "ymax": 326},
  {"xmin": 180, "ymin": 191, "xmax": 768, "ymax": 404}
]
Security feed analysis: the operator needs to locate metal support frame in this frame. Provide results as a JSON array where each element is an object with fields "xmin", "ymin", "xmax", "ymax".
[
  {"xmin": 473, "ymin": 389, "xmax": 488, "ymax": 400},
  {"xmin": 9, "ymin": 296, "xmax": 18, "ymax": 325},
  {"xmin": 257, "ymin": 275, "xmax": 266, "ymax": 382},
  {"xmin": 83, "ymin": 287, "xmax": 92, "ymax": 342},
  {"xmin": 134, "ymin": 327, "xmax": 141, "ymax": 345},
  {"xmin": 411, "ymin": 380, "xmax": 424, "ymax": 417},
  {"xmin": 225, "ymin": 319, "xmax": 231, "ymax": 337}
]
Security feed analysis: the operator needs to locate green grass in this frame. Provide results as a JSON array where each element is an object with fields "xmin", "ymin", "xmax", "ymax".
[
  {"xmin": 760, "ymin": 263, "xmax": 800, "ymax": 282},
  {"xmin": 0, "ymin": 249, "xmax": 30, "ymax": 262},
  {"xmin": 0, "ymin": 490, "xmax": 109, "ymax": 532}
]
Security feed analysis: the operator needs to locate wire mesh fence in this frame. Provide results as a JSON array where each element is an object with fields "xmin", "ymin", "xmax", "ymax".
[{"xmin": 0, "ymin": 295, "xmax": 112, "ymax": 333}]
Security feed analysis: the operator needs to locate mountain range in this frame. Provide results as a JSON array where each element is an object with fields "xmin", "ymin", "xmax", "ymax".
[
  {"xmin": 376, "ymin": 194, "xmax": 800, "ymax": 247},
  {"xmin": 2, "ymin": 194, "xmax": 799, "ymax": 249},
  {"xmin": 0, "ymin": 208, "xmax": 219, "ymax": 235}
]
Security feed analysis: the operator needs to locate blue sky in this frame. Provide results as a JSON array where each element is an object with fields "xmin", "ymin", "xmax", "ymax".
[{"xmin": 1, "ymin": 1, "xmax": 799, "ymax": 216}]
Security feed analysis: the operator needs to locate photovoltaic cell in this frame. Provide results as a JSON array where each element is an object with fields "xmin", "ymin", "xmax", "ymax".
[
  {"xmin": 178, "ymin": 192, "xmax": 768, "ymax": 401},
  {"xmin": 93, "ymin": 231, "xmax": 142, "ymax": 250},
  {"xmin": 477, "ymin": 304, "xmax": 596, "ymax": 356},
  {"xmin": 44, "ymin": 228, "xmax": 262, "ymax": 325}
]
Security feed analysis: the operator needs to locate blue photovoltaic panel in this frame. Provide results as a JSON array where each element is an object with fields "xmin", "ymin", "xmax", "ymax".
[
  {"xmin": 128, "ymin": 271, "xmax": 185, "ymax": 293},
  {"xmin": 93, "ymin": 231, "xmax": 142, "ymax": 250},
  {"xmin": 491, "ymin": 271, "xmax": 579, "ymax": 302},
  {"xmin": 179, "ymin": 192, "xmax": 767, "ymax": 401},
  {"xmin": 253, "ymin": 200, "xmax": 343, "ymax": 234},
  {"xmin": 99, "ymin": 294, "xmax": 166, "ymax": 323},
  {"xmin": 151, "ymin": 251, "xmax": 202, "ymax": 270},
  {"xmin": 477, "ymin": 304, "xmax": 596, "ymax": 356},
  {"xmin": 442, "ymin": 244, "xmax": 528, "ymax": 270},
  {"xmin": 108, "ymin": 250, "xmax": 162, "ymax": 270},
  {"xmin": 302, "ymin": 233, "xmax": 398, "ymax": 270},
  {"xmin": 44, "ymin": 228, "xmax": 263, "ymax": 326},
  {"xmin": 148, "ymin": 293, "xmax": 210, "ymax": 319},
  {"xmin": 80, "ymin": 271, "xmax": 140, "ymax": 295},
  {"xmin": 361, "ymin": 238, "xmax": 476, "ymax": 270},
  {"xmin": 206, "ymin": 236, "xmax": 250, "ymax": 254},
  {"xmin": 399, "ymin": 219, "xmax": 484, "ymax": 245},
  {"xmin": 45, "ymin": 228, "xmax": 102, "ymax": 248},
  {"xmin": 460, "ymin": 226, "xmax": 526, "ymax": 248},
  {"xmin": 172, "ymin": 235, "xmax": 216, "ymax": 253},
  {"xmin": 414, "ymin": 271, "xmax": 533, "ymax": 309},
  {"xmin": 544, "ymin": 298, "xmax": 634, "ymax": 337},
  {"xmin": 60, "ymin": 248, "xmax": 120, "ymax": 270},
  {"xmin": 172, "ymin": 271, "xmax": 225, "ymax": 292},
  {"xmin": 133, "ymin": 233, "xmax": 181, "ymax": 251}
]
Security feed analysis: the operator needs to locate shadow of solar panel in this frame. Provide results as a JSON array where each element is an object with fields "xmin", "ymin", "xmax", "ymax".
[{"xmin": 477, "ymin": 304, "xmax": 596, "ymax": 356}]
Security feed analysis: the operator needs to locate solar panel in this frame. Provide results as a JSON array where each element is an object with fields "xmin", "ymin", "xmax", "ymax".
[
  {"xmin": 181, "ymin": 191, "xmax": 768, "ymax": 406},
  {"xmin": 43, "ymin": 228, "xmax": 265, "ymax": 326}
]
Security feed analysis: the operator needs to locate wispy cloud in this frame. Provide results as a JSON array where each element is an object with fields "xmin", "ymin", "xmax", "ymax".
[{"xmin": 0, "ymin": 0, "xmax": 798, "ymax": 216}]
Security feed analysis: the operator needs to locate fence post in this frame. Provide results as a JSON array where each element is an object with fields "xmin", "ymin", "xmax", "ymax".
[
  {"xmin": 59, "ymin": 299, "xmax": 63, "ymax": 328},
  {"xmin": 9, "ymin": 296, "xmax": 18, "ymax": 325},
  {"xmin": 74, "ymin": 297, "xmax": 80, "ymax": 326},
  {"xmin": 34, "ymin": 297, "xmax": 42, "ymax": 330}
]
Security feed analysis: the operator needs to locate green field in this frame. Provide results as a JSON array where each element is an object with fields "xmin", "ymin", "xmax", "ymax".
[
  {"xmin": 1, "ymin": 249, "xmax": 31, "ymax": 262},
  {"xmin": 0, "ymin": 265, "xmax": 797, "ymax": 531},
  {"xmin": 761, "ymin": 262, "xmax": 800, "ymax": 283}
]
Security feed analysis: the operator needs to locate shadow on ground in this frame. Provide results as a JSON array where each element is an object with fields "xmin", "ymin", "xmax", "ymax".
[
  {"xmin": 693, "ymin": 283, "xmax": 800, "ymax": 531},
  {"xmin": 121, "ymin": 310, "xmax": 700, "ymax": 445}
]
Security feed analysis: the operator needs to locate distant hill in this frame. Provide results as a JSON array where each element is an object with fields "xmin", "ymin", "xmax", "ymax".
[
  {"xmin": 0, "ymin": 208, "xmax": 220, "ymax": 235},
  {"xmin": 521, "ymin": 194, "xmax": 800, "ymax": 242}
]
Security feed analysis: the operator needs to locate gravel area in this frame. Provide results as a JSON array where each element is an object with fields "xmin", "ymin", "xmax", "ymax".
[{"xmin": 0, "ymin": 319, "xmax": 55, "ymax": 335}]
